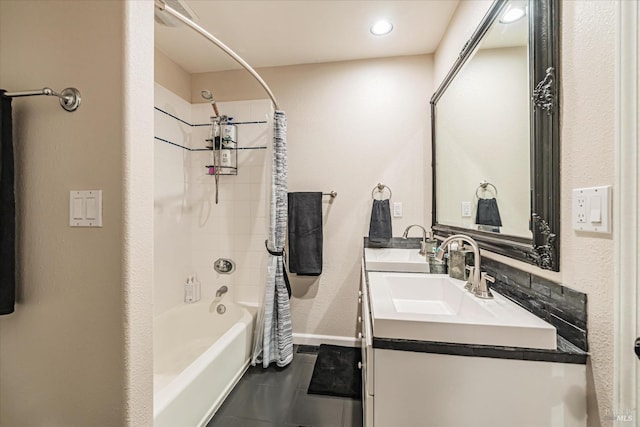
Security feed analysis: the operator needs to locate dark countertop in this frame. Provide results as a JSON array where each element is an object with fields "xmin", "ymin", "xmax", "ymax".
[{"xmin": 363, "ymin": 238, "xmax": 588, "ymax": 365}]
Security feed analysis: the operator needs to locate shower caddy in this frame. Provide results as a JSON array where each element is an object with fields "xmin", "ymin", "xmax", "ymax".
[{"xmin": 205, "ymin": 115, "xmax": 238, "ymax": 176}]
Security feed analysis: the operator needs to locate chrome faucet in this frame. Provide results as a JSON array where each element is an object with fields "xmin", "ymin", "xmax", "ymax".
[
  {"xmin": 216, "ymin": 285, "xmax": 228, "ymax": 298},
  {"xmin": 434, "ymin": 234, "xmax": 494, "ymax": 299},
  {"xmin": 402, "ymin": 224, "xmax": 433, "ymax": 256}
]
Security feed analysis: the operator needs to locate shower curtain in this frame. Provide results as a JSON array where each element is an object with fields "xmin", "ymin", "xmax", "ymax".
[{"xmin": 251, "ymin": 110, "xmax": 293, "ymax": 368}]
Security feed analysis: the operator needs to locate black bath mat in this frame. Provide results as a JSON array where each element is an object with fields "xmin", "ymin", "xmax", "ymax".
[{"xmin": 307, "ymin": 344, "xmax": 362, "ymax": 399}]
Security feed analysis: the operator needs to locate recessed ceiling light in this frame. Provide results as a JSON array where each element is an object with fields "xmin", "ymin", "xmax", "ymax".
[
  {"xmin": 370, "ymin": 20, "xmax": 393, "ymax": 36},
  {"xmin": 500, "ymin": 7, "xmax": 526, "ymax": 24}
]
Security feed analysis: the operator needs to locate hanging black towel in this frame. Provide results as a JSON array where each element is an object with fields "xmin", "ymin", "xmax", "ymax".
[
  {"xmin": 288, "ymin": 192, "xmax": 323, "ymax": 276},
  {"xmin": 476, "ymin": 198, "xmax": 502, "ymax": 227},
  {"xmin": 368, "ymin": 199, "xmax": 392, "ymax": 244},
  {"xmin": 0, "ymin": 90, "xmax": 15, "ymax": 315}
]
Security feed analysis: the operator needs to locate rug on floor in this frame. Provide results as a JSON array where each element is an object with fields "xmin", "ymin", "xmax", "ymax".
[{"xmin": 307, "ymin": 344, "xmax": 362, "ymax": 399}]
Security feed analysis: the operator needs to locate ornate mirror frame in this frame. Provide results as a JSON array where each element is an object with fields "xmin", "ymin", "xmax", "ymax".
[{"xmin": 431, "ymin": 0, "xmax": 560, "ymax": 271}]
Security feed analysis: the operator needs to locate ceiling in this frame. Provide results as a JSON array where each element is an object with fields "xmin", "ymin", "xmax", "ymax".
[{"xmin": 154, "ymin": 0, "xmax": 460, "ymax": 74}]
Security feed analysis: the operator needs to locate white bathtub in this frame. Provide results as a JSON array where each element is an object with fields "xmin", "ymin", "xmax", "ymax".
[{"xmin": 153, "ymin": 300, "xmax": 255, "ymax": 427}]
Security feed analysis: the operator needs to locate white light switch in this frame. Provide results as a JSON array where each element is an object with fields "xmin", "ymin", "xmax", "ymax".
[
  {"xmin": 86, "ymin": 197, "xmax": 98, "ymax": 220},
  {"xmin": 72, "ymin": 197, "xmax": 84, "ymax": 220},
  {"xmin": 589, "ymin": 196, "xmax": 601, "ymax": 223},
  {"xmin": 571, "ymin": 186, "xmax": 611, "ymax": 233},
  {"xmin": 69, "ymin": 190, "xmax": 103, "ymax": 227}
]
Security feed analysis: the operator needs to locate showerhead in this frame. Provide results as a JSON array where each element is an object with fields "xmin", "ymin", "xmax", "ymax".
[{"xmin": 201, "ymin": 89, "xmax": 220, "ymax": 116}]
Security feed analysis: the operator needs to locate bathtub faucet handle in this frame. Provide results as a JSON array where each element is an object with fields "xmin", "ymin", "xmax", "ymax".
[{"xmin": 216, "ymin": 285, "xmax": 228, "ymax": 298}]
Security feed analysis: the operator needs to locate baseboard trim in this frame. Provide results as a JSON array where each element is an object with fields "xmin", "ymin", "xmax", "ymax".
[{"xmin": 293, "ymin": 333, "xmax": 360, "ymax": 348}]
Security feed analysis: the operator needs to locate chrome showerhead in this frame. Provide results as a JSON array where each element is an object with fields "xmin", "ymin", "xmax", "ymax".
[{"xmin": 201, "ymin": 89, "xmax": 220, "ymax": 116}]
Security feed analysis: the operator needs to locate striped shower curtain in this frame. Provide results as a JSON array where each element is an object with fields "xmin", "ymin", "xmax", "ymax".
[{"xmin": 251, "ymin": 110, "xmax": 293, "ymax": 368}]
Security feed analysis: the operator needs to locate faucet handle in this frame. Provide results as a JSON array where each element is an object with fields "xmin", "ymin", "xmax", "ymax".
[
  {"xmin": 474, "ymin": 272, "xmax": 494, "ymax": 299},
  {"xmin": 464, "ymin": 265, "xmax": 475, "ymax": 291},
  {"xmin": 482, "ymin": 273, "xmax": 495, "ymax": 284}
]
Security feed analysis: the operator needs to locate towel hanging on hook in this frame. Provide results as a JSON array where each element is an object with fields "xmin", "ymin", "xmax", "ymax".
[
  {"xmin": 369, "ymin": 183, "xmax": 392, "ymax": 243},
  {"xmin": 475, "ymin": 181, "xmax": 501, "ymax": 228}
]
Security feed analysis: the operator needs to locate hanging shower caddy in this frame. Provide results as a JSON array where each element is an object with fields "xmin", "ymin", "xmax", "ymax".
[{"xmin": 205, "ymin": 115, "xmax": 238, "ymax": 176}]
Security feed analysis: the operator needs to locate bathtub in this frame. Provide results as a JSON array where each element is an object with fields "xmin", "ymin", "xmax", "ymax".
[{"xmin": 153, "ymin": 300, "xmax": 255, "ymax": 427}]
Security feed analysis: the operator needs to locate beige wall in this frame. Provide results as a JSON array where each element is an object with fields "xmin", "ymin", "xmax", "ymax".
[
  {"xmin": 194, "ymin": 55, "xmax": 433, "ymax": 339},
  {"xmin": 434, "ymin": 0, "xmax": 494, "ymax": 88},
  {"xmin": 434, "ymin": 2, "xmax": 617, "ymax": 426},
  {"xmin": 155, "ymin": 48, "xmax": 191, "ymax": 102},
  {"xmin": 0, "ymin": 1, "xmax": 153, "ymax": 426},
  {"xmin": 560, "ymin": 2, "xmax": 616, "ymax": 425}
]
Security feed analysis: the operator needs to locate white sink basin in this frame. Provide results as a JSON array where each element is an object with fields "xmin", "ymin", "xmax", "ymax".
[
  {"xmin": 364, "ymin": 248, "xmax": 430, "ymax": 273},
  {"xmin": 368, "ymin": 272, "xmax": 557, "ymax": 350}
]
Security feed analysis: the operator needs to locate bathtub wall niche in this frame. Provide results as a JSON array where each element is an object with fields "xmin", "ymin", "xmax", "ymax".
[{"xmin": 154, "ymin": 83, "xmax": 271, "ymax": 316}]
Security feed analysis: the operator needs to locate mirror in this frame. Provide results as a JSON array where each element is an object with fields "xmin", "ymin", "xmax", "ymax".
[{"xmin": 431, "ymin": 0, "xmax": 560, "ymax": 271}]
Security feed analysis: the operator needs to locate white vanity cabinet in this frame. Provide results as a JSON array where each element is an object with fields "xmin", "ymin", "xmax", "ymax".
[
  {"xmin": 360, "ymin": 258, "xmax": 588, "ymax": 427},
  {"xmin": 359, "ymin": 262, "xmax": 374, "ymax": 427}
]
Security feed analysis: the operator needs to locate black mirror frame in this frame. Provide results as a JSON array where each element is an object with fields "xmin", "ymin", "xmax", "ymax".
[{"xmin": 430, "ymin": 0, "xmax": 560, "ymax": 271}]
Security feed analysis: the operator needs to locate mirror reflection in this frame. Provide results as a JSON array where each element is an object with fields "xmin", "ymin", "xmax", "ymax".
[{"xmin": 435, "ymin": 0, "xmax": 531, "ymax": 238}]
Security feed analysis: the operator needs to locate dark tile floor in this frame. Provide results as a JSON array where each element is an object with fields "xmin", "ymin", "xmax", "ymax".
[{"xmin": 207, "ymin": 346, "xmax": 363, "ymax": 427}]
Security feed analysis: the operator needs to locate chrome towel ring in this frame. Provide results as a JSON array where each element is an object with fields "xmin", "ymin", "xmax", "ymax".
[
  {"xmin": 476, "ymin": 181, "xmax": 498, "ymax": 199},
  {"xmin": 372, "ymin": 183, "xmax": 392, "ymax": 200}
]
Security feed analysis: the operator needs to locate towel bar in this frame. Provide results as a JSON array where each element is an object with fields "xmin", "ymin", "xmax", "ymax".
[{"xmin": 4, "ymin": 87, "xmax": 81, "ymax": 112}]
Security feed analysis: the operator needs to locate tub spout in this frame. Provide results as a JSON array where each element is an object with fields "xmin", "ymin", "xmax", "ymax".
[{"xmin": 216, "ymin": 285, "xmax": 228, "ymax": 298}]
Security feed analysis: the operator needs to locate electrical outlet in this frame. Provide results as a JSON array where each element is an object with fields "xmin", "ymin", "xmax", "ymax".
[
  {"xmin": 576, "ymin": 196, "xmax": 586, "ymax": 223},
  {"xmin": 572, "ymin": 186, "xmax": 611, "ymax": 233},
  {"xmin": 572, "ymin": 189, "xmax": 587, "ymax": 227}
]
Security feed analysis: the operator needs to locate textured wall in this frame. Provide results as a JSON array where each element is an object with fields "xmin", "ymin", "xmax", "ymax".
[
  {"xmin": 193, "ymin": 55, "xmax": 434, "ymax": 339},
  {"xmin": 123, "ymin": 2, "xmax": 154, "ymax": 424},
  {"xmin": 155, "ymin": 48, "xmax": 191, "ymax": 103},
  {"xmin": 0, "ymin": 1, "xmax": 130, "ymax": 425},
  {"xmin": 560, "ymin": 2, "xmax": 616, "ymax": 425}
]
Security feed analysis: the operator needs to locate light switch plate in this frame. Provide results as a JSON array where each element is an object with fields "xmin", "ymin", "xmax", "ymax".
[
  {"xmin": 461, "ymin": 201, "xmax": 472, "ymax": 217},
  {"xmin": 69, "ymin": 190, "xmax": 103, "ymax": 227},
  {"xmin": 571, "ymin": 186, "xmax": 611, "ymax": 233},
  {"xmin": 393, "ymin": 202, "xmax": 403, "ymax": 218}
]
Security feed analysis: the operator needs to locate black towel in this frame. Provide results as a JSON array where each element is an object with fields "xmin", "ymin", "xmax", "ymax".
[
  {"xmin": 288, "ymin": 192, "xmax": 323, "ymax": 276},
  {"xmin": 0, "ymin": 90, "xmax": 15, "ymax": 315},
  {"xmin": 368, "ymin": 199, "xmax": 392, "ymax": 243},
  {"xmin": 476, "ymin": 198, "xmax": 502, "ymax": 227}
]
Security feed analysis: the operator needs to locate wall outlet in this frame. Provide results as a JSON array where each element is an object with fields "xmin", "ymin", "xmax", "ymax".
[
  {"xmin": 461, "ymin": 201, "xmax": 472, "ymax": 217},
  {"xmin": 571, "ymin": 186, "xmax": 611, "ymax": 233}
]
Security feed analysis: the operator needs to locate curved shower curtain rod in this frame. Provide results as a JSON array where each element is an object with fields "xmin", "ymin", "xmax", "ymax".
[{"xmin": 154, "ymin": 0, "xmax": 281, "ymax": 111}]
